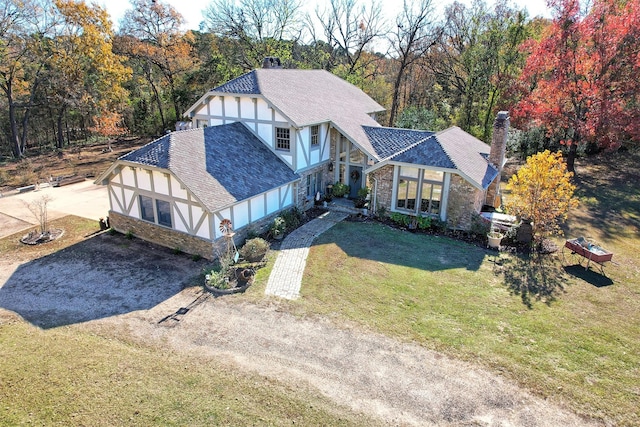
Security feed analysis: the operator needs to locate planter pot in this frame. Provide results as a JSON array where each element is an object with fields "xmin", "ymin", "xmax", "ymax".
[{"xmin": 487, "ymin": 232, "xmax": 504, "ymax": 248}]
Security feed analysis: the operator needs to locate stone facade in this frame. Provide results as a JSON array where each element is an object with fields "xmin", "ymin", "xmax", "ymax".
[
  {"xmin": 446, "ymin": 175, "xmax": 485, "ymax": 230},
  {"xmin": 109, "ymin": 211, "xmax": 215, "ymax": 259},
  {"xmin": 368, "ymin": 165, "xmax": 394, "ymax": 213},
  {"xmin": 296, "ymin": 164, "xmax": 330, "ymax": 211},
  {"xmin": 109, "ymin": 209, "xmax": 284, "ymax": 260}
]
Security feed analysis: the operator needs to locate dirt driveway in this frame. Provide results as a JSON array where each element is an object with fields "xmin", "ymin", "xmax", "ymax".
[{"xmin": 0, "ymin": 231, "xmax": 597, "ymax": 426}]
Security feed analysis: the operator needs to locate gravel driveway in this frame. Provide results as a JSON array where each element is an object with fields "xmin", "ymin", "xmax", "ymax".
[{"xmin": 0, "ymin": 233, "xmax": 597, "ymax": 426}]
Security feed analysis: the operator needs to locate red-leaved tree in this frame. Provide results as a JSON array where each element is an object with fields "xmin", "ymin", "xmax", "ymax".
[{"xmin": 513, "ymin": 0, "xmax": 640, "ymax": 172}]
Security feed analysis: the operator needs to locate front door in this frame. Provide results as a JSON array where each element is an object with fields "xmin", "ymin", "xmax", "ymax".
[{"xmin": 348, "ymin": 166, "xmax": 363, "ymax": 198}]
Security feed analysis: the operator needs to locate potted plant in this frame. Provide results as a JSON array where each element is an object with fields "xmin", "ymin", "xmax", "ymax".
[
  {"xmin": 270, "ymin": 216, "xmax": 286, "ymax": 240},
  {"xmin": 487, "ymin": 227, "xmax": 504, "ymax": 248},
  {"xmin": 332, "ymin": 181, "xmax": 349, "ymax": 198}
]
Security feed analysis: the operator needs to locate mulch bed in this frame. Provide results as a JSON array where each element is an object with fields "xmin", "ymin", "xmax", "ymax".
[
  {"xmin": 346, "ymin": 213, "xmax": 555, "ymax": 255},
  {"xmin": 20, "ymin": 229, "xmax": 65, "ymax": 245}
]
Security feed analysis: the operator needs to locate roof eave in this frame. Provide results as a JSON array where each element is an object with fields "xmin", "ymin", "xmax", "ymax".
[{"xmin": 211, "ymin": 176, "xmax": 302, "ymax": 214}]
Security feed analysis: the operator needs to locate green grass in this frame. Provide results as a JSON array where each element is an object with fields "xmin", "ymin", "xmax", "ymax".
[
  {"xmin": 0, "ymin": 216, "xmax": 100, "ymax": 262},
  {"xmin": 2, "ymin": 152, "xmax": 639, "ymax": 426},
  {"xmin": 0, "ymin": 320, "xmax": 374, "ymax": 426},
  {"xmin": 276, "ymin": 151, "xmax": 640, "ymax": 426},
  {"xmin": 290, "ymin": 222, "xmax": 639, "ymax": 425}
]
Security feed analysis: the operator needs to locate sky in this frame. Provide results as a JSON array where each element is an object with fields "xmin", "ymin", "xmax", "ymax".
[{"xmin": 101, "ymin": 0, "xmax": 552, "ymax": 33}]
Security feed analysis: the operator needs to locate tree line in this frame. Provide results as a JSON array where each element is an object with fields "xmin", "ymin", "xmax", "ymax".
[{"xmin": 1, "ymin": 0, "xmax": 638, "ymax": 171}]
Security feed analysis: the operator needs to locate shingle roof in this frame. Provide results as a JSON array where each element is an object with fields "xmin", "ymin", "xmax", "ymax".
[
  {"xmin": 213, "ymin": 72, "xmax": 260, "ymax": 94},
  {"xmin": 364, "ymin": 126, "xmax": 498, "ymax": 190},
  {"xmin": 433, "ymin": 127, "xmax": 498, "ymax": 189},
  {"xmin": 120, "ymin": 135, "xmax": 170, "ymax": 168},
  {"xmin": 118, "ymin": 123, "xmax": 300, "ymax": 211},
  {"xmin": 363, "ymin": 126, "xmax": 437, "ymax": 160},
  {"xmin": 210, "ymin": 69, "xmax": 386, "ymax": 159}
]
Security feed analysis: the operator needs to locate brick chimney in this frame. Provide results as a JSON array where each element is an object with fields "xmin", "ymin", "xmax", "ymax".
[
  {"xmin": 485, "ymin": 111, "xmax": 509, "ymax": 208},
  {"xmin": 262, "ymin": 57, "xmax": 282, "ymax": 69}
]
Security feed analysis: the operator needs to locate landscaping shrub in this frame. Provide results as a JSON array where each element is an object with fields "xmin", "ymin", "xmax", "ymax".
[
  {"xmin": 240, "ymin": 237, "xmax": 269, "ymax": 262},
  {"xmin": 205, "ymin": 255, "xmax": 233, "ymax": 289},
  {"xmin": 469, "ymin": 213, "xmax": 490, "ymax": 237},
  {"xmin": 390, "ymin": 212, "xmax": 411, "ymax": 227},
  {"xmin": 281, "ymin": 207, "xmax": 303, "ymax": 230},
  {"xmin": 415, "ymin": 214, "xmax": 431, "ymax": 230},
  {"xmin": 430, "ymin": 218, "xmax": 448, "ymax": 232}
]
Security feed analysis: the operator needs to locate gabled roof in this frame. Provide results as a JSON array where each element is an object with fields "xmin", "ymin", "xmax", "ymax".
[
  {"xmin": 365, "ymin": 126, "xmax": 499, "ymax": 190},
  {"xmin": 108, "ymin": 123, "xmax": 300, "ymax": 212},
  {"xmin": 189, "ymin": 69, "xmax": 386, "ymax": 160},
  {"xmin": 435, "ymin": 127, "xmax": 498, "ymax": 189}
]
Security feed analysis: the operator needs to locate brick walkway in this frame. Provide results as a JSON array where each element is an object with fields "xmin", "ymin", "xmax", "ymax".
[{"xmin": 265, "ymin": 211, "xmax": 348, "ymax": 299}]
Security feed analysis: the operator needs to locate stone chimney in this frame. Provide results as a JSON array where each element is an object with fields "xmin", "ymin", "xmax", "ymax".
[
  {"xmin": 485, "ymin": 111, "xmax": 509, "ymax": 208},
  {"xmin": 262, "ymin": 57, "xmax": 282, "ymax": 69}
]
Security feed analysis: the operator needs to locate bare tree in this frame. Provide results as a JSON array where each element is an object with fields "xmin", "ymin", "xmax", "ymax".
[
  {"xmin": 387, "ymin": 0, "xmax": 440, "ymax": 126},
  {"xmin": 307, "ymin": 0, "xmax": 387, "ymax": 77},
  {"xmin": 203, "ymin": 0, "xmax": 303, "ymax": 69},
  {"xmin": 26, "ymin": 194, "xmax": 52, "ymax": 235}
]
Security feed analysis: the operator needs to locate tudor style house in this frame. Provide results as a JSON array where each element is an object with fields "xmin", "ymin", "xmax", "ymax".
[{"xmin": 96, "ymin": 58, "xmax": 508, "ymax": 259}]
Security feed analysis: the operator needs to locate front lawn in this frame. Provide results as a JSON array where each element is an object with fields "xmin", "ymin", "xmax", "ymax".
[{"xmin": 282, "ymin": 151, "xmax": 640, "ymax": 426}]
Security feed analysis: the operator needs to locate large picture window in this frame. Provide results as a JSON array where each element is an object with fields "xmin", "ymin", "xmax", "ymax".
[
  {"xmin": 139, "ymin": 195, "xmax": 155, "ymax": 222},
  {"xmin": 275, "ymin": 127, "xmax": 290, "ymax": 150},
  {"xmin": 396, "ymin": 166, "xmax": 443, "ymax": 215},
  {"xmin": 156, "ymin": 199, "xmax": 172, "ymax": 227}
]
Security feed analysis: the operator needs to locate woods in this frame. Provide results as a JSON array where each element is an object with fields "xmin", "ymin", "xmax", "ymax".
[{"xmin": 1, "ymin": 0, "xmax": 638, "ymax": 164}]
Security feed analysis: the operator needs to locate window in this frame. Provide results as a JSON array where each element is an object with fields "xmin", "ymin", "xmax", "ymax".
[
  {"xmin": 140, "ymin": 195, "xmax": 173, "ymax": 227},
  {"xmin": 310, "ymin": 125, "xmax": 319, "ymax": 146},
  {"xmin": 306, "ymin": 171, "xmax": 322, "ymax": 197},
  {"xmin": 395, "ymin": 167, "xmax": 444, "ymax": 215},
  {"xmin": 350, "ymin": 144, "xmax": 364, "ymax": 163},
  {"xmin": 156, "ymin": 199, "xmax": 172, "ymax": 227},
  {"xmin": 275, "ymin": 127, "xmax": 290, "ymax": 150},
  {"xmin": 140, "ymin": 195, "xmax": 155, "ymax": 222},
  {"xmin": 420, "ymin": 182, "xmax": 442, "ymax": 215}
]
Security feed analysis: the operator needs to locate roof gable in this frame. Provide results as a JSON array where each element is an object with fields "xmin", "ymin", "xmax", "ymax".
[
  {"xmin": 365, "ymin": 126, "xmax": 499, "ymax": 189},
  {"xmin": 117, "ymin": 123, "xmax": 299, "ymax": 211},
  {"xmin": 210, "ymin": 69, "xmax": 386, "ymax": 159}
]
